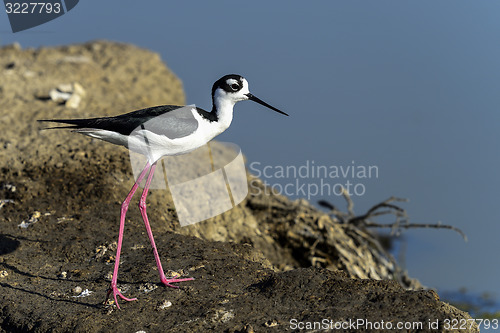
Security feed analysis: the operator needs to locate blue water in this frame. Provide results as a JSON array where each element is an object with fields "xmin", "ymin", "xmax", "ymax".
[
  {"xmin": 441, "ymin": 290, "xmax": 500, "ymax": 332},
  {"xmin": 442, "ymin": 290, "xmax": 500, "ymax": 316}
]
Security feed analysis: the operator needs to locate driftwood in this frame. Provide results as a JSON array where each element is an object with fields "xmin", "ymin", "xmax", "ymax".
[
  {"xmin": 249, "ymin": 179, "xmax": 467, "ymax": 290},
  {"xmin": 318, "ymin": 189, "xmax": 467, "ymax": 241},
  {"xmin": 314, "ymin": 189, "xmax": 467, "ymax": 289}
]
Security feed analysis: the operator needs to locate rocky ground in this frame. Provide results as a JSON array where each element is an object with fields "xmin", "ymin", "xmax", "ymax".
[{"xmin": 0, "ymin": 41, "xmax": 478, "ymax": 332}]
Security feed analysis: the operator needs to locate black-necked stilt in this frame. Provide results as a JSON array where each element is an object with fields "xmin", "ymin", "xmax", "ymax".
[{"xmin": 39, "ymin": 74, "xmax": 288, "ymax": 308}]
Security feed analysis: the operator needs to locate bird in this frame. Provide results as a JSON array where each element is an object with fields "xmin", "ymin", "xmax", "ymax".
[{"xmin": 39, "ymin": 74, "xmax": 288, "ymax": 308}]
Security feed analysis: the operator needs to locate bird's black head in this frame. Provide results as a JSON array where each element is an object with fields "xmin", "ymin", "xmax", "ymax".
[
  {"xmin": 211, "ymin": 74, "xmax": 246, "ymax": 97},
  {"xmin": 211, "ymin": 74, "xmax": 288, "ymax": 116}
]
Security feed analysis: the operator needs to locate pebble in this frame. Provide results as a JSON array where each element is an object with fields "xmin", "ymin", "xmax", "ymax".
[
  {"xmin": 72, "ymin": 82, "xmax": 86, "ymax": 96},
  {"xmin": 49, "ymin": 89, "xmax": 72, "ymax": 103},
  {"xmin": 56, "ymin": 83, "xmax": 73, "ymax": 93},
  {"xmin": 157, "ymin": 300, "xmax": 172, "ymax": 310},
  {"xmin": 0, "ymin": 270, "xmax": 8, "ymax": 278},
  {"xmin": 65, "ymin": 94, "xmax": 81, "ymax": 109},
  {"xmin": 264, "ymin": 320, "xmax": 278, "ymax": 327},
  {"xmin": 139, "ymin": 283, "xmax": 157, "ymax": 293},
  {"xmin": 72, "ymin": 289, "xmax": 92, "ymax": 298},
  {"xmin": 18, "ymin": 211, "xmax": 42, "ymax": 228},
  {"xmin": 72, "ymin": 286, "xmax": 82, "ymax": 294},
  {"xmin": 0, "ymin": 199, "xmax": 14, "ymax": 210},
  {"xmin": 211, "ymin": 309, "xmax": 235, "ymax": 323}
]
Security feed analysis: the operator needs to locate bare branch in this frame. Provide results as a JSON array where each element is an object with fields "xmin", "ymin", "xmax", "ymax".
[
  {"xmin": 364, "ymin": 221, "xmax": 468, "ymax": 242},
  {"xmin": 341, "ymin": 187, "xmax": 355, "ymax": 216}
]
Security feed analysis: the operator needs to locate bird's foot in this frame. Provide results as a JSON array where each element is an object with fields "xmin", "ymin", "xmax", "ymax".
[
  {"xmin": 161, "ymin": 275, "xmax": 195, "ymax": 288},
  {"xmin": 106, "ymin": 284, "xmax": 137, "ymax": 309}
]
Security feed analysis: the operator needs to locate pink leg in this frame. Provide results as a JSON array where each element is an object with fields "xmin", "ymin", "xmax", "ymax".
[
  {"xmin": 138, "ymin": 161, "xmax": 194, "ymax": 287},
  {"xmin": 106, "ymin": 161, "xmax": 151, "ymax": 309}
]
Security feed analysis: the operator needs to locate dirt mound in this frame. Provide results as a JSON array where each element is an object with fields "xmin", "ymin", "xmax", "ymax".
[{"xmin": 0, "ymin": 41, "xmax": 477, "ymax": 332}]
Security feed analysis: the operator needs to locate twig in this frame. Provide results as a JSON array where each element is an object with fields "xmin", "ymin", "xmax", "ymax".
[
  {"xmin": 321, "ymin": 194, "xmax": 467, "ymax": 242},
  {"xmin": 342, "ymin": 187, "xmax": 355, "ymax": 216},
  {"xmin": 364, "ymin": 221, "xmax": 468, "ymax": 242}
]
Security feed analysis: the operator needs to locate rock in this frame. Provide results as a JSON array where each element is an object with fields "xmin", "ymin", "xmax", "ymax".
[
  {"xmin": 55, "ymin": 83, "xmax": 73, "ymax": 93},
  {"xmin": 72, "ymin": 82, "xmax": 86, "ymax": 96},
  {"xmin": 45, "ymin": 82, "xmax": 86, "ymax": 108},
  {"xmin": 17, "ymin": 211, "xmax": 41, "ymax": 229},
  {"xmin": 156, "ymin": 300, "xmax": 172, "ymax": 310},
  {"xmin": 49, "ymin": 88, "xmax": 72, "ymax": 103},
  {"xmin": 0, "ymin": 199, "xmax": 14, "ymax": 211},
  {"xmin": 0, "ymin": 41, "xmax": 478, "ymax": 332},
  {"xmin": 65, "ymin": 93, "xmax": 81, "ymax": 109},
  {"xmin": 72, "ymin": 286, "xmax": 82, "ymax": 294}
]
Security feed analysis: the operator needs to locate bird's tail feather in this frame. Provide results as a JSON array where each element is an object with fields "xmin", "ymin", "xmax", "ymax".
[{"xmin": 37, "ymin": 119, "xmax": 91, "ymax": 130}]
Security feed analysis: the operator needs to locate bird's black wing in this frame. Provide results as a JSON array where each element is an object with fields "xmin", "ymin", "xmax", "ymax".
[{"xmin": 39, "ymin": 105, "xmax": 203, "ymax": 139}]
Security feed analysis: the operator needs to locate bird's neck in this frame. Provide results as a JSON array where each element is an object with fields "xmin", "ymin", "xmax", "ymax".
[{"xmin": 208, "ymin": 94, "xmax": 234, "ymax": 129}]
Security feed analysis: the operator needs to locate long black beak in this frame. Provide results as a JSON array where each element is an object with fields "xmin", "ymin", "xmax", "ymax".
[{"xmin": 246, "ymin": 93, "xmax": 289, "ymax": 116}]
